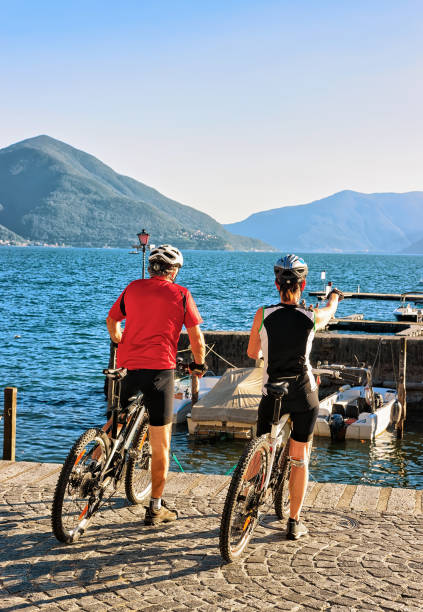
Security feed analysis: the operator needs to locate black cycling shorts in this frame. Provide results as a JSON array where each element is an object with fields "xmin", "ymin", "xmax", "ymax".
[
  {"xmin": 119, "ymin": 369, "xmax": 174, "ymax": 427},
  {"xmin": 256, "ymin": 389, "xmax": 319, "ymax": 443}
]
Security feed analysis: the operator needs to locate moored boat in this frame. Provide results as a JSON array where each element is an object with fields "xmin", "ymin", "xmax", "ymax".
[
  {"xmin": 393, "ymin": 295, "xmax": 423, "ymax": 322},
  {"xmin": 185, "ymin": 363, "xmax": 402, "ymax": 442},
  {"xmin": 173, "ymin": 373, "xmax": 220, "ymax": 424},
  {"xmin": 393, "ymin": 303, "xmax": 423, "ymax": 322},
  {"xmin": 314, "ymin": 365, "xmax": 401, "ymax": 440},
  {"xmin": 187, "ymin": 366, "xmax": 263, "ymax": 438}
]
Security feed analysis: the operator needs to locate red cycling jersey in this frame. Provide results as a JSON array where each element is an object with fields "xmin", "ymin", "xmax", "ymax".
[{"xmin": 108, "ymin": 276, "xmax": 203, "ymax": 370}]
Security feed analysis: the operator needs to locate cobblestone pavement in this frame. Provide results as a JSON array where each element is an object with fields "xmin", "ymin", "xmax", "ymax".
[{"xmin": 1, "ymin": 461, "xmax": 423, "ymax": 611}]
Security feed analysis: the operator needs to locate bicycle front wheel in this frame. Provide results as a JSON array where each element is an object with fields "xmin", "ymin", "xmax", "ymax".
[
  {"xmin": 125, "ymin": 419, "xmax": 152, "ymax": 504},
  {"xmin": 52, "ymin": 428, "xmax": 110, "ymax": 543},
  {"xmin": 219, "ymin": 436, "xmax": 271, "ymax": 562}
]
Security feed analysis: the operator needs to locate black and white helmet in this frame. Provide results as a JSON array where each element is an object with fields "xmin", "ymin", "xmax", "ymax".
[
  {"xmin": 149, "ymin": 244, "xmax": 183, "ymax": 268},
  {"xmin": 274, "ymin": 254, "xmax": 308, "ymax": 282}
]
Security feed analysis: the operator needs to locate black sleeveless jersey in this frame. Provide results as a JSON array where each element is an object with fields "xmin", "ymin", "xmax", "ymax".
[{"xmin": 259, "ymin": 303, "xmax": 316, "ymax": 395}]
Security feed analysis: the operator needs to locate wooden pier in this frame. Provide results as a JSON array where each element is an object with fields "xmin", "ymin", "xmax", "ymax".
[
  {"xmin": 309, "ymin": 290, "xmax": 423, "ymax": 301},
  {"xmin": 327, "ymin": 318, "xmax": 423, "ymax": 336}
]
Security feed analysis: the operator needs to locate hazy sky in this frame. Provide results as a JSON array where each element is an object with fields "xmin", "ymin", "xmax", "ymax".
[{"xmin": 1, "ymin": 0, "xmax": 422, "ymax": 223}]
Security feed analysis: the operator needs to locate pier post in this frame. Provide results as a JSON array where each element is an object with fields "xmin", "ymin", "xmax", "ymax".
[
  {"xmin": 396, "ymin": 337, "xmax": 407, "ymax": 439},
  {"xmin": 191, "ymin": 375, "xmax": 199, "ymax": 406},
  {"xmin": 189, "ymin": 346, "xmax": 199, "ymax": 406},
  {"xmin": 3, "ymin": 387, "xmax": 17, "ymax": 461}
]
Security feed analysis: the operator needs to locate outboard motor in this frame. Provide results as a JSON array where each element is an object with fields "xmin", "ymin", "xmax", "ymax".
[{"xmin": 329, "ymin": 413, "xmax": 347, "ymax": 441}]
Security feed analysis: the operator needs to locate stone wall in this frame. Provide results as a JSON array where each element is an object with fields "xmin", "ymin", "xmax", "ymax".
[{"xmin": 178, "ymin": 331, "xmax": 423, "ymax": 407}]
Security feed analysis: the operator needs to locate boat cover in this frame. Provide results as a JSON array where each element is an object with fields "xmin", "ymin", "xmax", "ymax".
[{"xmin": 191, "ymin": 367, "xmax": 263, "ymax": 424}]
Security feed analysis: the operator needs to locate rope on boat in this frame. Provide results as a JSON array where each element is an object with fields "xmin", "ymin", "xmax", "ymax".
[
  {"xmin": 390, "ymin": 342, "xmax": 399, "ymax": 388},
  {"xmin": 225, "ymin": 464, "xmax": 237, "ymax": 476},
  {"xmin": 172, "ymin": 453, "xmax": 185, "ymax": 473},
  {"xmin": 204, "ymin": 344, "xmax": 237, "ymax": 369},
  {"xmin": 176, "ymin": 342, "xmax": 216, "ymax": 360},
  {"xmin": 371, "ymin": 337, "xmax": 383, "ymax": 382},
  {"xmin": 177, "ymin": 342, "xmax": 237, "ymax": 369}
]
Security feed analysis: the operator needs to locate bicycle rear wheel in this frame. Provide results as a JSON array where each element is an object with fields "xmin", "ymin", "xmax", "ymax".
[
  {"xmin": 219, "ymin": 436, "xmax": 270, "ymax": 562},
  {"xmin": 52, "ymin": 428, "xmax": 110, "ymax": 543},
  {"xmin": 125, "ymin": 419, "xmax": 152, "ymax": 504},
  {"xmin": 273, "ymin": 443, "xmax": 291, "ymax": 520}
]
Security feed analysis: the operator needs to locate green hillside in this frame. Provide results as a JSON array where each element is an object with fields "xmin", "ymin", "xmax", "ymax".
[
  {"xmin": 0, "ymin": 135, "xmax": 272, "ymax": 250},
  {"xmin": 0, "ymin": 223, "xmax": 27, "ymax": 245}
]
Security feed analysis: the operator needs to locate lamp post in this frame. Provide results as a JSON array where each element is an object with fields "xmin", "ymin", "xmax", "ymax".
[{"xmin": 136, "ymin": 229, "xmax": 150, "ymax": 279}]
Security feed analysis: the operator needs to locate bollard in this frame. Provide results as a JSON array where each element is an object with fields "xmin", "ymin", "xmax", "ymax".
[
  {"xmin": 3, "ymin": 387, "xmax": 17, "ymax": 461},
  {"xmin": 396, "ymin": 337, "xmax": 407, "ymax": 439}
]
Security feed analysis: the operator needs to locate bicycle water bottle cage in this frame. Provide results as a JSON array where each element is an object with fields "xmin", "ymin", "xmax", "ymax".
[
  {"xmin": 103, "ymin": 368, "xmax": 128, "ymax": 380},
  {"xmin": 265, "ymin": 380, "xmax": 290, "ymax": 397}
]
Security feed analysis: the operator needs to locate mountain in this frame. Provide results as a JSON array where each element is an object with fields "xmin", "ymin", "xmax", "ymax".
[
  {"xmin": 225, "ymin": 190, "xmax": 423, "ymax": 253},
  {"xmin": 0, "ymin": 135, "xmax": 272, "ymax": 250},
  {"xmin": 402, "ymin": 237, "xmax": 423, "ymax": 254}
]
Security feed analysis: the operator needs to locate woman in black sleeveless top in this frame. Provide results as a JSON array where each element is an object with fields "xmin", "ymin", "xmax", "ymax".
[{"xmin": 247, "ymin": 254, "xmax": 342, "ymax": 540}]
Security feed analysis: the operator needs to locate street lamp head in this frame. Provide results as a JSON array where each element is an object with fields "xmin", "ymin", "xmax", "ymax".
[{"xmin": 137, "ymin": 229, "xmax": 150, "ymax": 247}]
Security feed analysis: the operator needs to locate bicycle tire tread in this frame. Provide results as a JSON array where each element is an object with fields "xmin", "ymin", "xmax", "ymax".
[
  {"xmin": 219, "ymin": 435, "xmax": 270, "ymax": 562},
  {"xmin": 51, "ymin": 428, "xmax": 109, "ymax": 544},
  {"xmin": 273, "ymin": 441, "xmax": 291, "ymax": 520},
  {"xmin": 125, "ymin": 419, "xmax": 151, "ymax": 504}
]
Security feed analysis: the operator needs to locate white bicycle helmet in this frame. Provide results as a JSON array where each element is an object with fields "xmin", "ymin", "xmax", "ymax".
[
  {"xmin": 149, "ymin": 244, "xmax": 183, "ymax": 268},
  {"xmin": 274, "ymin": 254, "xmax": 308, "ymax": 282}
]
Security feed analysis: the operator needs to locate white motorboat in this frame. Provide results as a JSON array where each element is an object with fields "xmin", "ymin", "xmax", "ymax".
[
  {"xmin": 314, "ymin": 365, "xmax": 401, "ymax": 440},
  {"xmin": 173, "ymin": 373, "xmax": 220, "ymax": 424},
  {"xmin": 393, "ymin": 303, "xmax": 423, "ymax": 322},
  {"xmin": 393, "ymin": 295, "xmax": 423, "ymax": 322}
]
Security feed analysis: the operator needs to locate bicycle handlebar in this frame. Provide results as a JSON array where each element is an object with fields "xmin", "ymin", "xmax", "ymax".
[{"xmin": 175, "ymin": 358, "xmax": 208, "ymax": 377}]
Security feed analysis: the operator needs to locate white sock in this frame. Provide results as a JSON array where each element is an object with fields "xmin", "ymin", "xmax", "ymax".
[{"xmin": 150, "ymin": 497, "xmax": 161, "ymax": 511}]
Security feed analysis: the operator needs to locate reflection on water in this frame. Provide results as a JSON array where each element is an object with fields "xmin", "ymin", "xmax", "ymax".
[
  {"xmin": 310, "ymin": 427, "xmax": 423, "ymax": 489},
  {"xmin": 171, "ymin": 422, "xmax": 423, "ymax": 489}
]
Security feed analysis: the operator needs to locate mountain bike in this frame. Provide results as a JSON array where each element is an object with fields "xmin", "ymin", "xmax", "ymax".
[
  {"xmin": 51, "ymin": 367, "xmax": 152, "ymax": 543},
  {"xmin": 219, "ymin": 379, "xmax": 294, "ymax": 562}
]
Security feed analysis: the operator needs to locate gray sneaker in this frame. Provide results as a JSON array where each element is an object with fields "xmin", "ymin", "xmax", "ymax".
[
  {"xmin": 286, "ymin": 517, "xmax": 308, "ymax": 540},
  {"xmin": 144, "ymin": 500, "xmax": 178, "ymax": 526}
]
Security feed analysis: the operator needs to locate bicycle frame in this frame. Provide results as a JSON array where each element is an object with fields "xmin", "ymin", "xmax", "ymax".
[{"xmin": 100, "ymin": 388, "xmax": 147, "ymax": 484}]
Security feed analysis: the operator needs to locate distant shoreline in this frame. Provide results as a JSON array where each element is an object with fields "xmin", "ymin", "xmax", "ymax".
[{"xmin": 2, "ymin": 243, "xmax": 423, "ymax": 255}]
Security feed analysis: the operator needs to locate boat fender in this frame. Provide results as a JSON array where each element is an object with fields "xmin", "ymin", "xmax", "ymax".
[{"xmin": 390, "ymin": 400, "xmax": 402, "ymax": 425}]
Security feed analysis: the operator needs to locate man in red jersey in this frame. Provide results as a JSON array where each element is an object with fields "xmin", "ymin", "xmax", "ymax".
[{"xmin": 106, "ymin": 244, "xmax": 206, "ymax": 525}]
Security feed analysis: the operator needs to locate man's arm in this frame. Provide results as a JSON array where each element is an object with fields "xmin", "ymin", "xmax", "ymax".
[
  {"xmin": 187, "ymin": 324, "xmax": 206, "ymax": 366},
  {"xmin": 247, "ymin": 308, "xmax": 263, "ymax": 360},
  {"xmin": 314, "ymin": 293, "xmax": 340, "ymax": 331},
  {"xmin": 106, "ymin": 315, "xmax": 123, "ymax": 344}
]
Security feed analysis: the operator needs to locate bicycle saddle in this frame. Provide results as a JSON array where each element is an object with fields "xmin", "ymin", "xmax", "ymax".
[{"xmin": 265, "ymin": 380, "xmax": 290, "ymax": 397}]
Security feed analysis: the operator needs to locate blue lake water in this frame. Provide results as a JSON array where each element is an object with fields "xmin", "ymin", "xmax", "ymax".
[{"xmin": 1, "ymin": 247, "xmax": 423, "ymax": 488}]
